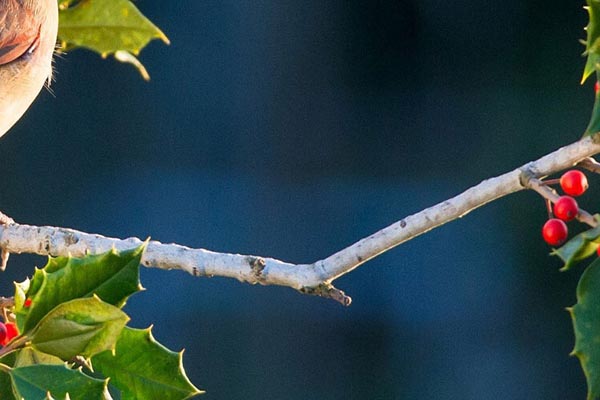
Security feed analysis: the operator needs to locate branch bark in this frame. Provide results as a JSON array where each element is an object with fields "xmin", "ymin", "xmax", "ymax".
[{"xmin": 1, "ymin": 135, "xmax": 599, "ymax": 305}]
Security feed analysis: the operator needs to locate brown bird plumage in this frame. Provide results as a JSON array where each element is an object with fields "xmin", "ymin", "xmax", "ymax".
[{"xmin": 0, "ymin": 0, "xmax": 58, "ymax": 137}]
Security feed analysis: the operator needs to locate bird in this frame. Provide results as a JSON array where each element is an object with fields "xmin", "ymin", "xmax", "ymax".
[
  {"xmin": 0, "ymin": 0, "xmax": 58, "ymax": 269},
  {"xmin": 0, "ymin": 0, "xmax": 58, "ymax": 138}
]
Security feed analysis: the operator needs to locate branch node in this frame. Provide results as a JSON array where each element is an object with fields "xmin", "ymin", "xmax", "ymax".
[
  {"xmin": 63, "ymin": 232, "xmax": 79, "ymax": 246},
  {"xmin": 248, "ymin": 256, "xmax": 267, "ymax": 281},
  {"xmin": 300, "ymin": 284, "xmax": 352, "ymax": 306},
  {"xmin": 0, "ymin": 212, "xmax": 15, "ymax": 272},
  {"xmin": 519, "ymin": 167, "xmax": 536, "ymax": 188}
]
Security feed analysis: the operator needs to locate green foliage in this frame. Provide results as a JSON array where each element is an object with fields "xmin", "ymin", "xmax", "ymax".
[
  {"xmin": 583, "ymin": 0, "xmax": 600, "ymax": 84},
  {"xmin": 14, "ymin": 348, "xmax": 63, "ymax": 367},
  {"xmin": 584, "ymin": 79, "xmax": 600, "ymax": 137},
  {"xmin": 553, "ymin": 217, "xmax": 600, "ymax": 271},
  {"xmin": 16, "ymin": 246, "xmax": 143, "ymax": 333},
  {"xmin": 0, "ymin": 353, "xmax": 16, "ymax": 400},
  {"xmin": 93, "ymin": 327, "xmax": 203, "ymax": 399},
  {"xmin": 30, "ymin": 297, "xmax": 128, "ymax": 360},
  {"xmin": 0, "ymin": 245, "xmax": 202, "ymax": 399},
  {"xmin": 554, "ymin": 223, "xmax": 600, "ymax": 397},
  {"xmin": 583, "ymin": 1, "xmax": 600, "ymax": 135},
  {"xmin": 582, "ymin": 0, "xmax": 600, "ymax": 135},
  {"xmin": 570, "ymin": 258, "xmax": 600, "ymax": 400},
  {"xmin": 9, "ymin": 364, "xmax": 109, "ymax": 400},
  {"xmin": 57, "ymin": 0, "xmax": 170, "ymax": 80}
]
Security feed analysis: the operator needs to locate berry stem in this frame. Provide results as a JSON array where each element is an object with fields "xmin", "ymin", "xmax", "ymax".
[
  {"xmin": 546, "ymin": 199, "xmax": 554, "ymax": 219},
  {"xmin": 542, "ymin": 179, "xmax": 561, "ymax": 186}
]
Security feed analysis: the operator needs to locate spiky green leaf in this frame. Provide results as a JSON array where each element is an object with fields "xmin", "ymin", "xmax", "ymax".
[
  {"xmin": 30, "ymin": 297, "xmax": 129, "ymax": 361},
  {"xmin": 582, "ymin": 0, "xmax": 600, "ymax": 84},
  {"xmin": 569, "ymin": 257, "xmax": 600, "ymax": 399},
  {"xmin": 0, "ymin": 370, "xmax": 16, "ymax": 399},
  {"xmin": 93, "ymin": 327, "xmax": 202, "ymax": 399},
  {"xmin": 585, "ymin": 72, "xmax": 600, "ymax": 136},
  {"xmin": 553, "ymin": 217, "xmax": 600, "ymax": 270},
  {"xmin": 17, "ymin": 245, "xmax": 144, "ymax": 333},
  {"xmin": 10, "ymin": 364, "xmax": 109, "ymax": 400},
  {"xmin": 0, "ymin": 353, "xmax": 17, "ymax": 400},
  {"xmin": 14, "ymin": 348, "xmax": 64, "ymax": 368},
  {"xmin": 57, "ymin": 0, "xmax": 169, "ymax": 79}
]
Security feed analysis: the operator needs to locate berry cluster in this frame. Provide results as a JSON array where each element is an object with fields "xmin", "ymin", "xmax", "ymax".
[
  {"xmin": 542, "ymin": 170, "xmax": 589, "ymax": 246},
  {"xmin": 0, "ymin": 298, "xmax": 30, "ymax": 347},
  {"xmin": 0, "ymin": 322, "xmax": 19, "ymax": 346}
]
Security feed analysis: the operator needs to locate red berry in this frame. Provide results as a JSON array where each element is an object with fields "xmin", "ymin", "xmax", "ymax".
[
  {"xmin": 542, "ymin": 218, "xmax": 569, "ymax": 246},
  {"xmin": 24, "ymin": 298, "xmax": 31, "ymax": 308},
  {"xmin": 553, "ymin": 196, "xmax": 579, "ymax": 221},
  {"xmin": 560, "ymin": 170, "xmax": 589, "ymax": 197},
  {"xmin": 0, "ymin": 323, "xmax": 19, "ymax": 346},
  {"xmin": 595, "ymin": 81, "xmax": 599, "ymax": 94},
  {"xmin": 597, "ymin": 245, "xmax": 600, "ymax": 256},
  {"xmin": 0, "ymin": 323, "xmax": 7, "ymax": 345}
]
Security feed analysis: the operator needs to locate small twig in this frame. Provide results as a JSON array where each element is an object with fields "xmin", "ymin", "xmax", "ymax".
[
  {"xmin": 300, "ymin": 284, "xmax": 352, "ymax": 306},
  {"xmin": 0, "ymin": 211, "xmax": 14, "ymax": 272},
  {"xmin": 577, "ymin": 157, "xmax": 600, "ymax": 174},
  {"xmin": 0, "ymin": 297, "xmax": 14, "ymax": 310},
  {"xmin": 0, "ymin": 297, "xmax": 13, "ymax": 323}
]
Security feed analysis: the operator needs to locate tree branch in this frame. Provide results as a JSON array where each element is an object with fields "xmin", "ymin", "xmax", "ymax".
[{"xmin": 0, "ymin": 135, "xmax": 599, "ymax": 305}]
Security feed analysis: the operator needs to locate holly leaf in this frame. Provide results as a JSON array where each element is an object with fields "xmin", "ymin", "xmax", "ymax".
[
  {"xmin": 582, "ymin": 0, "xmax": 600, "ymax": 136},
  {"xmin": 57, "ymin": 0, "xmax": 169, "ymax": 54},
  {"xmin": 57, "ymin": 0, "xmax": 169, "ymax": 80},
  {"xmin": 18, "ymin": 245, "xmax": 144, "ymax": 333},
  {"xmin": 569, "ymin": 257, "xmax": 600, "ymax": 399},
  {"xmin": 0, "ymin": 371, "xmax": 16, "ymax": 400},
  {"xmin": 552, "ymin": 219, "xmax": 600, "ymax": 271},
  {"xmin": 9, "ymin": 364, "xmax": 110, "ymax": 400},
  {"xmin": 30, "ymin": 297, "xmax": 129, "ymax": 361},
  {"xmin": 13, "ymin": 278, "xmax": 29, "ymax": 313},
  {"xmin": 585, "ymin": 72, "xmax": 600, "ymax": 136},
  {"xmin": 93, "ymin": 327, "xmax": 203, "ymax": 399},
  {"xmin": 583, "ymin": 0, "xmax": 600, "ymax": 84},
  {"xmin": 14, "ymin": 348, "xmax": 64, "ymax": 368},
  {"xmin": 0, "ymin": 353, "xmax": 17, "ymax": 400}
]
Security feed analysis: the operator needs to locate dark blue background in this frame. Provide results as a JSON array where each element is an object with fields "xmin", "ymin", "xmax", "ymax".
[{"xmin": 0, "ymin": 1, "xmax": 594, "ymax": 398}]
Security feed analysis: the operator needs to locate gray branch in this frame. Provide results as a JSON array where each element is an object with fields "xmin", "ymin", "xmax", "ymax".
[{"xmin": 0, "ymin": 135, "xmax": 599, "ymax": 305}]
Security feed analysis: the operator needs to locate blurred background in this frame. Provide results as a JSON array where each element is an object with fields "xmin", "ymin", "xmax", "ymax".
[{"xmin": 0, "ymin": 0, "xmax": 595, "ymax": 398}]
